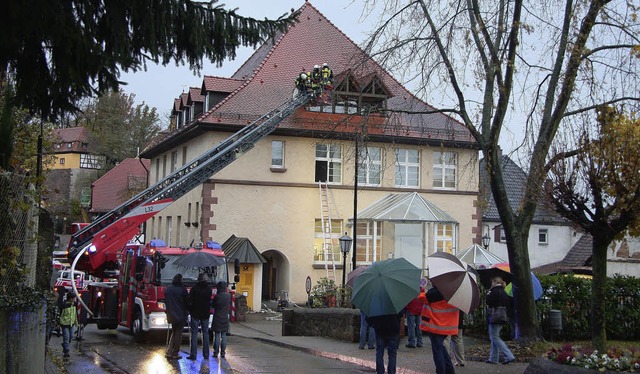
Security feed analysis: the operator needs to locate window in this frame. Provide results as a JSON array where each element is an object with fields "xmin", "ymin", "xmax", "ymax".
[
  {"xmin": 500, "ymin": 227, "xmax": 506, "ymax": 242},
  {"xmin": 166, "ymin": 216, "xmax": 173, "ymax": 246},
  {"xmin": 435, "ymin": 223, "xmax": 455, "ymax": 253},
  {"xmin": 315, "ymin": 144, "xmax": 342, "ymax": 183},
  {"xmin": 182, "ymin": 146, "xmax": 188, "ymax": 166},
  {"xmin": 355, "ymin": 221, "xmax": 383, "ymax": 264},
  {"xmin": 313, "ymin": 219, "xmax": 342, "ymax": 263},
  {"xmin": 162, "ymin": 155, "xmax": 167, "ymax": 178},
  {"xmin": 538, "ymin": 228, "xmax": 548, "ymax": 244},
  {"xmin": 54, "ymin": 144, "xmax": 61, "ymax": 149},
  {"xmin": 155, "ymin": 159, "xmax": 160, "ymax": 183},
  {"xmin": 170, "ymin": 151, "xmax": 178, "ymax": 173},
  {"xmin": 176, "ymin": 216, "xmax": 182, "ymax": 245},
  {"xmin": 59, "ymin": 158, "xmax": 65, "ymax": 165},
  {"xmin": 66, "ymin": 142, "xmax": 72, "ymax": 148},
  {"xmin": 433, "ymin": 151, "xmax": 457, "ymax": 189},
  {"xmin": 82, "ymin": 143, "xmax": 88, "ymax": 149},
  {"xmin": 271, "ymin": 140, "xmax": 285, "ymax": 169},
  {"xmin": 357, "ymin": 147, "xmax": 382, "ymax": 186},
  {"xmin": 395, "ymin": 149, "xmax": 419, "ymax": 187},
  {"xmin": 80, "ymin": 154, "xmax": 105, "ymax": 169}
]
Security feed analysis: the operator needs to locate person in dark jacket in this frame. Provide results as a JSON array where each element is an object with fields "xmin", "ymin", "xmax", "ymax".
[
  {"xmin": 485, "ymin": 276, "xmax": 516, "ymax": 365},
  {"xmin": 165, "ymin": 273, "xmax": 189, "ymax": 360},
  {"xmin": 187, "ymin": 273, "xmax": 212, "ymax": 360},
  {"xmin": 211, "ymin": 281, "xmax": 231, "ymax": 358},
  {"xmin": 366, "ymin": 311, "xmax": 403, "ymax": 374}
]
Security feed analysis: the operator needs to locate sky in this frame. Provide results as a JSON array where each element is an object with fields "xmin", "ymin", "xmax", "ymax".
[{"xmin": 120, "ymin": 1, "xmax": 377, "ymax": 120}]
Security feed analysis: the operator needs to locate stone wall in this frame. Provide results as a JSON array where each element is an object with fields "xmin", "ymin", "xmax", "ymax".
[{"xmin": 282, "ymin": 308, "xmax": 360, "ymax": 342}]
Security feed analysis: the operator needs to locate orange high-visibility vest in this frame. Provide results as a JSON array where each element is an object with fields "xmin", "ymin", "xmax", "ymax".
[{"xmin": 418, "ymin": 293, "xmax": 459, "ymax": 336}]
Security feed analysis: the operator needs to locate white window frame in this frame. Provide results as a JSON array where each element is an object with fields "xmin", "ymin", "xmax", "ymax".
[
  {"xmin": 313, "ymin": 219, "xmax": 342, "ymax": 263},
  {"xmin": 538, "ymin": 228, "xmax": 549, "ymax": 245},
  {"xmin": 166, "ymin": 216, "xmax": 173, "ymax": 245},
  {"xmin": 434, "ymin": 223, "xmax": 456, "ymax": 254},
  {"xmin": 80, "ymin": 154, "xmax": 105, "ymax": 169},
  {"xmin": 500, "ymin": 227, "xmax": 506, "ymax": 242},
  {"xmin": 433, "ymin": 151, "xmax": 457, "ymax": 189},
  {"xmin": 358, "ymin": 146, "xmax": 382, "ymax": 186},
  {"xmin": 315, "ymin": 144, "xmax": 342, "ymax": 184},
  {"xmin": 395, "ymin": 149, "xmax": 420, "ymax": 188},
  {"xmin": 355, "ymin": 221, "xmax": 382, "ymax": 264},
  {"xmin": 271, "ymin": 140, "xmax": 285, "ymax": 169}
]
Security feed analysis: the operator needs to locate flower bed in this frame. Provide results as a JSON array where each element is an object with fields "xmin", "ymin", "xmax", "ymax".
[{"xmin": 547, "ymin": 344, "xmax": 640, "ymax": 372}]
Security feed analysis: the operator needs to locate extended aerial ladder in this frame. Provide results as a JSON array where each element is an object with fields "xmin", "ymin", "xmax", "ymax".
[
  {"xmin": 67, "ymin": 94, "xmax": 311, "ymax": 278},
  {"xmin": 318, "ymin": 182, "xmax": 337, "ymax": 283}
]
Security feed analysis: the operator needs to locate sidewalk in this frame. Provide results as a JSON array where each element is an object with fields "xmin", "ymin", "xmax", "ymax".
[{"xmin": 233, "ymin": 309, "xmax": 530, "ymax": 374}]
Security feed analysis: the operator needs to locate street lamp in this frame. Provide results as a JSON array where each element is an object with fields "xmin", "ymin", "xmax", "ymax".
[
  {"xmin": 339, "ymin": 233, "xmax": 353, "ymax": 287},
  {"xmin": 482, "ymin": 233, "xmax": 491, "ymax": 249}
]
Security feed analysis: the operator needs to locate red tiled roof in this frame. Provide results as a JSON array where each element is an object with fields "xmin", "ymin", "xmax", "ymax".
[
  {"xmin": 90, "ymin": 158, "xmax": 150, "ymax": 213},
  {"xmin": 197, "ymin": 3, "xmax": 471, "ymax": 142},
  {"xmin": 179, "ymin": 92, "xmax": 189, "ymax": 110},
  {"xmin": 173, "ymin": 98, "xmax": 182, "ymax": 112},
  {"xmin": 187, "ymin": 87, "xmax": 204, "ymax": 105},
  {"xmin": 202, "ymin": 76, "xmax": 244, "ymax": 93},
  {"xmin": 51, "ymin": 127, "xmax": 93, "ymax": 153},
  {"xmin": 144, "ymin": 2, "xmax": 474, "ymax": 157}
]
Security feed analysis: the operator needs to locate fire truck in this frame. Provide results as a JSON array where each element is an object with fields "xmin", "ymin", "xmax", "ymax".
[{"xmin": 65, "ymin": 94, "xmax": 310, "ymax": 338}]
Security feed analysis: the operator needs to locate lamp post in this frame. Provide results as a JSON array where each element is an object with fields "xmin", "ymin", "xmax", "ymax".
[
  {"xmin": 339, "ymin": 232, "xmax": 353, "ymax": 288},
  {"xmin": 482, "ymin": 233, "xmax": 491, "ymax": 249}
]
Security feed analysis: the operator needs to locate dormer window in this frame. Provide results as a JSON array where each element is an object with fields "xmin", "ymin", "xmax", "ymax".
[{"xmin": 307, "ymin": 70, "xmax": 391, "ymax": 115}]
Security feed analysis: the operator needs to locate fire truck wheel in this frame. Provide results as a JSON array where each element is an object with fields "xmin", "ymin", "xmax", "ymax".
[{"xmin": 131, "ymin": 308, "xmax": 146, "ymax": 340}]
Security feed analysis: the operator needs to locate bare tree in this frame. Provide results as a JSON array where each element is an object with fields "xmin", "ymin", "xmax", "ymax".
[{"xmin": 362, "ymin": 0, "xmax": 640, "ymax": 340}]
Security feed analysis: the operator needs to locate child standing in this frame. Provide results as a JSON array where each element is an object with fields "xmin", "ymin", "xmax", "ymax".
[{"xmin": 59, "ymin": 292, "xmax": 78, "ymax": 358}]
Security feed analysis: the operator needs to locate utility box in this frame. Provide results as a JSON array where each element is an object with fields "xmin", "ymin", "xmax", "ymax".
[
  {"xmin": 548, "ymin": 309, "xmax": 562, "ymax": 331},
  {"xmin": 235, "ymin": 295, "xmax": 247, "ymax": 322}
]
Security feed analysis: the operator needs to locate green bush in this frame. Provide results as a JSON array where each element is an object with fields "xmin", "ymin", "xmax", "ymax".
[{"xmin": 466, "ymin": 274, "xmax": 640, "ymax": 341}]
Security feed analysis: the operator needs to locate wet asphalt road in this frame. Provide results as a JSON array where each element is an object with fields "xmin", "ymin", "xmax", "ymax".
[{"xmin": 49, "ymin": 325, "xmax": 375, "ymax": 373}]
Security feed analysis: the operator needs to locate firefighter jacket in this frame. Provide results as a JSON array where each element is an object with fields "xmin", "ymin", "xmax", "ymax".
[
  {"xmin": 418, "ymin": 287, "xmax": 459, "ymax": 336},
  {"xmin": 59, "ymin": 300, "xmax": 78, "ymax": 327}
]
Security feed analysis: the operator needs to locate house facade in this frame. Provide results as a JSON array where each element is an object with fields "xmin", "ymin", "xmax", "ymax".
[
  {"xmin": 44, "ymin": 127, "xmax": 106, "ymax": 233},
  {"xmin": 480, "ymin": 155, "xmax": 579, "ymax": 269},
  {"xmin": 140, "ymin": 3, "xmax": 480, "ymax": 308}
]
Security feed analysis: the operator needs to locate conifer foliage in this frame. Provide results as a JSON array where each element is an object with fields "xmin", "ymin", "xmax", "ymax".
[{"xmin": 0, "ymin": 0, "xmax": 296, "ymax": 121}]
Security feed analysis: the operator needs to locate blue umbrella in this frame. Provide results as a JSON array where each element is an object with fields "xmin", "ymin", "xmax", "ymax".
[{"xmin": 351, "ymin": 258, "xmax": 421, "ymax": 317}]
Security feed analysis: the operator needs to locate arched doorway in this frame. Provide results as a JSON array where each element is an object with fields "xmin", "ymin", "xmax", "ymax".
[{"xmin": 261, "ymin": 249, "xmax": 289, "ymax": 302}]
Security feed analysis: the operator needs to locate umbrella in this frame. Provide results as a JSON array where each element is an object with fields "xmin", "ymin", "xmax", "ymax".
[
  {"xmin": 346, "ymin": 265, "xmax": 368, "ymax": 288},
  {"xmin": 172, "ymin": 251, "xmax": 226, "ymax": 268},
  {"xmin": 351, "ymin": 258, "xmax": 421, "ymax": 317},
  {"xmin": 477, "ymin": 262, "xmax": 543, "ymax": 300},
  {"xmin": 426, "ymin": 251, "xmax": 480, "ymax": 314}
]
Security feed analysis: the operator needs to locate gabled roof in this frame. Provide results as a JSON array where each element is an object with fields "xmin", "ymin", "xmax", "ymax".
[
  {"xmin": 355, "ymin": 192, "xmax": 458, "ymax": 223},
  {"xmin": 90, "ymin": 158, "xmax": 150, "ymax": 213},
  {"xmin": 480, "ymin": 155, "xmax": 567, "ymax": 225},
  {"xmin": 202, "ymin": 76, "xmax": 244, "ymax": 93},
  {"xmin": 187, "ymin": 87, "xmax": 204, "ymax": 105},
  {"xmin": 51, "ymin": 127, "xmax": 93, "ymax": 153},
  {"xmin": 457, "ymin": 244, "xmax": 506, "ymax": 269},
  {"xmin": 141, "ymin": 3, "xmax": 475, "ymax": 158},
  {"xmin": 222, "ymin": 235, "xmax": 267, "ymax": 264},
  {"xmin": 533, "ymin": 233, "xmax": 592, "ymax": 275}
]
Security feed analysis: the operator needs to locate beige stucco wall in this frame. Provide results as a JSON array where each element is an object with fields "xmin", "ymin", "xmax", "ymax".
[{"xmin": 146, "ymin": 132, "xmax": 479, "ymax": 305}]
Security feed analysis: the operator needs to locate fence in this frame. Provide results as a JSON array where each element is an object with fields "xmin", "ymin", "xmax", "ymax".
[{"xmin": 0, "ymin": 171, "xmax": 38, "ymax": 293}]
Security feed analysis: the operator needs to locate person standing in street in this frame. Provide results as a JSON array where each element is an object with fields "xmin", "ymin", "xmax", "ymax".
[
  {"xmin": 165, "ymin": 273, "xmax": 189, "ymax": 360},
  {"xmin": 404, "ymin": 289, "xmax": 424, "ymax": 348},
  {"xmin": 366, "ymin": 311, "xmax": 403, "ymax": 374},
  {"xmin": 486, "ymin": 276, "xmax": 516, "ymax": 365},
  {"xmin": 59, "ymin": 292, "xmax": 78, "ymax": 358},
  {"xmin": 419, "ymin": 285, "xmax": 459, "ymax": 374},
  {"xmin": 188, "ymin": 273, "xmax": 212, "ymax": 360},
  {"xmin": 358, "ymin": 311, "xmax": 375, "ymax": 349},
  {"xmin": 211, "ymin": 281, "xmax": 231, "ymax": 358},
  {"xmin": 445, "ymin": 310, "xmax": 466, "ymax": 367}
]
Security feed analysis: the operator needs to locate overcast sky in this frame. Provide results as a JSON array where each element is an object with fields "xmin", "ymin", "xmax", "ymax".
[{"xmin": 120, "ymin": 1, "xmax": 376, "ymax": 119}]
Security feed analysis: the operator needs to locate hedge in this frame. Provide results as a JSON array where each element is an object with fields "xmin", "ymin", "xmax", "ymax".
[{"xmin": 465, "ymin": 274, "xmax": 640, "ymax": 341}]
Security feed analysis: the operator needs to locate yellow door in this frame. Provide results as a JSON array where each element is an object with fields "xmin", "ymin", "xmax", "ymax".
[{"xmin": 237, "ymin": 263, "xmax": 254, "ymax": 310}]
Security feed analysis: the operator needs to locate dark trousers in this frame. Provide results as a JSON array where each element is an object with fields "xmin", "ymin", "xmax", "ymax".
[
  {"xmin": 375, "ymin": 334, "xmax": 399, "ymax": 374},
  {"xmin": 167, "ymin": 322, "xmax": 184, "ymax": 356},
  {"xmin": 429, "ymin": 333, "xmax": 455, "ymax": 374}
]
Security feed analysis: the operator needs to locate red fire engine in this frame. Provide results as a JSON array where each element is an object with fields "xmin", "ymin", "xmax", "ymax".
[{"xmin": 65, "ymin": 95, "xmax": 310, "ymax": 338}]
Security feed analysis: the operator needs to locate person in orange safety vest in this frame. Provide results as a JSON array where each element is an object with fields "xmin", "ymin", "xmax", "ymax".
[{"xmin": 418, "ymin": 286, "xmax": 458, "ymax": 374}]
